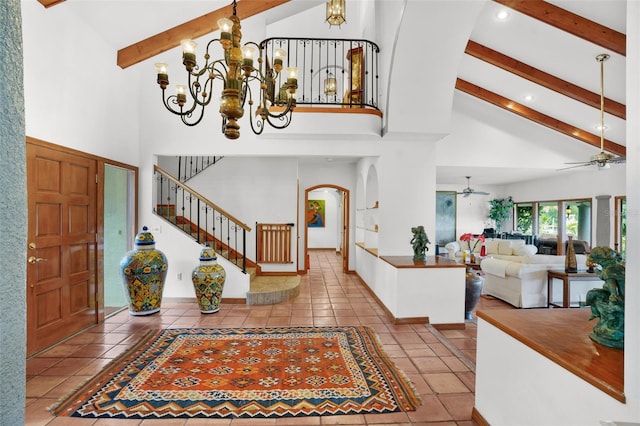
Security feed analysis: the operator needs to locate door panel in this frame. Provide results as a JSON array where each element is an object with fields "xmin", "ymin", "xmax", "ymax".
[{"xmin": 27, "ymin": 142, "xmax": 98, "ymax": 355}]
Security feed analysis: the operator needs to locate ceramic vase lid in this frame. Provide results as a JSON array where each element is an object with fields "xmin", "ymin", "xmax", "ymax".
[
  {"xmin": 135, "ymin": 226, "xmax": 156, "ymax": 247},
  {"xmin": 199, "ymin": 244, "xmax": 217, "ymax": 261}
]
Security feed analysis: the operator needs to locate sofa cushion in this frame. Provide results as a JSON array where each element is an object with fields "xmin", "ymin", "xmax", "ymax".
[
  {"xmin": 485, "ymin": 240, "xmax": 500, "ymax": 255},
  {"xmin": 515, "ymin": 245, "xmax": 538, "ymax": 256},
  {"xmin": 498, "ymin": 241, "xmax": 514, "ymax": 255},
  {"xmin": 524, "ymin": 253, "xmax": 564, "ymax": 264}
]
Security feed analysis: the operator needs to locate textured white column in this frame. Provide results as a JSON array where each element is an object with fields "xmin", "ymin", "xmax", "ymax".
[{"xmin": 0, "ymin": 1, "xmax": 27, "ymax": 424}]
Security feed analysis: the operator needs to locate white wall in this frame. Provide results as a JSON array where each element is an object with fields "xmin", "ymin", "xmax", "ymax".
[
  {"xmin": 299, "ymin": 161, "xmax": 358, "ymax": 270},
  {"xmin": 307, "ymin": 189, "xmax": 339, "ymax": 249},
  {"xmin": 435, "ymin": 186, "xmax": 496, "ymax": 239},
  {"xmin": 22, "ymin": 2, "xmax": 140, "ymax": 165}
]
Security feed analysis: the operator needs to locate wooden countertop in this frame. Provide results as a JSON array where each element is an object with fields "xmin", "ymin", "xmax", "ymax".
[
  {"xmin": 477, "ymin": 308, "xmax": 624, "ymax": 403},
  {"xmin": 380, "ymin": 255, "xmax": 466, "ymax": 269}
]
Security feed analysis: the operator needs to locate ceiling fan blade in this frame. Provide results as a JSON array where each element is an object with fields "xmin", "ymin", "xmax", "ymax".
[
  {"xmin": 557, "ymin": 163, "xmax": 592, "ymax": 171},
  {"xmin": 610, "ymin": 156, "xmax": 626, "ymax": 164}
]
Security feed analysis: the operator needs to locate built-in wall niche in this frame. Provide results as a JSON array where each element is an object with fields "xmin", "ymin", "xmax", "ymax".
[
  {"xmin": 364, "ymin": 165, "xmax": 379, "ymax": 251},
  {"xmin": 356, "ymin": 176, "xmax": 365, "ymax": 244}
]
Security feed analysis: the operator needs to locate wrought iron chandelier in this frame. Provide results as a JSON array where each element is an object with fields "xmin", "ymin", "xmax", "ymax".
[
  {"xmin": 326, "ymin": 0, "xmax": 346, "ymax": 27},
  {"xmin": 154, "ymin": 0, "xmax": 298, "ymax": 140}
]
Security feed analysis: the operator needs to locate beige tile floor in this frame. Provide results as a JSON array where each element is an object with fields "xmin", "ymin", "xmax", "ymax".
[{"xmin": 26, "ymin": 249, "xmax": 512, "ymax": 425}]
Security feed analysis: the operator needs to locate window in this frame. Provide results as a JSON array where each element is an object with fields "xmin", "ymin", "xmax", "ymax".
[
  {"xmin": 564, "ymin": 200, "xmax": 591, "ymax": 242},
  {"xmin": 538, "ymin": 202, "xmax": 558, "ymax": 238},
  {"xmin": 514, "ymin": 199, "xmax": 592, "ymax": 255},
  {"xmin": 515, "ymin": 203, "xmax": 533, "ymax": 234}
]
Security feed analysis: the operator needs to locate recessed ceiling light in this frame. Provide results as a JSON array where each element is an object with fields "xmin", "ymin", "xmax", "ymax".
[
  {"xmin": 496, "ymin": 9, "xmax": 510, "ymax": 20},
  {"xmin": 523, "ymin": 94, "xmax": 534, "ymax": 102},
  {"xmin": 595, "ymin": 124, "xmax": 608, "ymax": 131}
]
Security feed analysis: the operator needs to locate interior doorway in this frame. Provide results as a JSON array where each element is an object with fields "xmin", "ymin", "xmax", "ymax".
[
  {"xmin": 304, "ymin": 185, "xmax": 350, "ymax": 272},
  {"xmin": 103, "ymin": 164, "xmax": 136, "ymax": 316}
]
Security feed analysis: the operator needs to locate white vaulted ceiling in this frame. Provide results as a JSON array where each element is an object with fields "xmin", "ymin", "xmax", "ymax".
[{"xmin": 32, "ymin": 0, "xmax": 627, "ymax": 186}]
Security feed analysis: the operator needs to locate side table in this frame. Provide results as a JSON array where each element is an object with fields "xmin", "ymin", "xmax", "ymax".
[{"xmin": 547, "ymin": 270, "xmax": 601, "ymax": 308}]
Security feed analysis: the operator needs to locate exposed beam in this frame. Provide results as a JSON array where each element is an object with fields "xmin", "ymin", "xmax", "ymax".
[
  {"xmin": 493, "ymin": 0, "xmax": 626, "ymax": 56},
  {"xmin": 117, "ymin": 0, "xmax": 291, "ymax": 69},
  {"xmin": 465, "ymin": 41, "xmax": 626, "ymax": 120},
  {"xmin": 37, "ymin": 0, "xmax": 65, "ymax": 7},
  {"xmin": 455, "ymin": 78, "xmax": 626, "ymax": 157}
]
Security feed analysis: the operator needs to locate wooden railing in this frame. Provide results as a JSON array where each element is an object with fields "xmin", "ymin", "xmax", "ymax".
[
  {"xmin": 153, "ymin": 165, "xmax": 251, "ymax": 272},
  {"xmin": 256, "ymin": 223, "xmax": 294, "ymax": 264}
]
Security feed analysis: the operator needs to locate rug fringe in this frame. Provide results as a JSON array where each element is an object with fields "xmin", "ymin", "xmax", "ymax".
[{"xmin": 359, "ymin": 325, "xmax": 423, "ymax": 410}]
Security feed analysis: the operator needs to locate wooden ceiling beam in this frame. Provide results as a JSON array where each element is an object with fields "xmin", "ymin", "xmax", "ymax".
[
  {"xmin": 493, "ymin": 0, "xmax": 626, "ymax": 56},
  {"xmin": 455, "ymin": 78, "xmax": 626, "ymax": 157},
  {"xmin": 117, "ymin": 0, "xmax": 291, "ymax": 69},
  {"xmin": 465, "ymin": 41, "xmax": 626, "ymax": 120},
  {"xmin": 37, "ymin": 0, "xmax": 65, "ymax": 7}
]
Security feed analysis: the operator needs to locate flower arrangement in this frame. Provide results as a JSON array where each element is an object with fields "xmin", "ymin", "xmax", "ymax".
[{"xmin": 460, "ymin": 233, "xmax": 485, "ymax": 252}]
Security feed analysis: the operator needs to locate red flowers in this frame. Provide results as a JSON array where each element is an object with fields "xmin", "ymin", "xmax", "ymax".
[{"xmin": 460, "ymin": 233, "xmax": 485, "ymax": 251}]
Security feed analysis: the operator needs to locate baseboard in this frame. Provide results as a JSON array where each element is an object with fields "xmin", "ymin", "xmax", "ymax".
[
  {"xmin": 222, "ymin": 298, "xmax": 246, "ymax": 304},
  {"xmin": 433, "ymin": 323, "xmax": 466, "ymax": 330},
  {"xmin": 164, "ymin": 296, "xmax": 247, "ymax": 305},
  {"xmin": 354, "ymin": 272, "xmax": 429, "ymax": 325},
  {"xmin": 471, "ymin": 407, "xmax": 490, "ymax": 426}
]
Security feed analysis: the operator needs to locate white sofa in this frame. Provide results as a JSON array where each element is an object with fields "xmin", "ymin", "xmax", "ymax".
[
  {"xmin": 480, "ymin": 253, "xmax": 601, "ymax": 308},
  {"xmin": 445, "ymin": 238, "xmax": 537, "ymax": 262}
]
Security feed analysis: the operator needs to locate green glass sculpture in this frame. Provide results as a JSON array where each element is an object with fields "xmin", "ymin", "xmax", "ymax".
[{"xmin": 585, "ymin": 247, "xmax": 625, "ymax": 349}]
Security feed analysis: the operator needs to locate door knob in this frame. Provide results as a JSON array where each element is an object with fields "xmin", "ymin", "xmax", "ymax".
[{"xmin": 28, "ymin": 256, "xmax": 47, "ymax": 264}]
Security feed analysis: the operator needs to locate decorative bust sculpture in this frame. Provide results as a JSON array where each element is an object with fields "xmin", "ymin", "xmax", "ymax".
[
  {"xmin": 411, "ymin": 225, "xmax": 430, "ymax": 261},
  {"xmin": 585, "ymin": 246, "xmax": 625, "ymax": 349}
]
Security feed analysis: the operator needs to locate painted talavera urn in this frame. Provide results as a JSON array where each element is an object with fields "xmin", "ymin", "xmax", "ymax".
[
  {"xmin": 119, "ymin": 226, "xmax": 168, "ymax": 315},
  {"xmin": 192, "ymin": 244, "xmax": 226, "ymax": 314}
]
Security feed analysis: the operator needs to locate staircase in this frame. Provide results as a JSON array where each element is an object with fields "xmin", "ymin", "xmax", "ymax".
[{"xmin": 153, "ymin": 164, "xmax": 300, "ymax": 305}]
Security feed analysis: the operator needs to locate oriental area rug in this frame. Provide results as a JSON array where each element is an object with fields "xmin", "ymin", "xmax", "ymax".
[{"xmin": 51, "ymin": 326, "xmax": 420, "ymax": 419}]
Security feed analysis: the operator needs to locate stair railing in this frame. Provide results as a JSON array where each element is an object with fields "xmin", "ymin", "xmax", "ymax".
[
  {"xmin": 153, "ymin": 165, "xmax": 251, "ymax": 273},
  {"xmin": 177, "ymin": 156, "xmax": 224, "ymax": 182}
]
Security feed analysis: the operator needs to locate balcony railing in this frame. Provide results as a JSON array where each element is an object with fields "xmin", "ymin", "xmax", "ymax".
[{"xmin": 260, "ymin": 38, "xmax": 380, "ymax": 110}]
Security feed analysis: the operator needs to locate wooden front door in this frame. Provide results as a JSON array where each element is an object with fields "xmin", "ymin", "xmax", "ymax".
[{"xmin": 26, "ymin": 142, "xmax": 98, "ymax": 356}]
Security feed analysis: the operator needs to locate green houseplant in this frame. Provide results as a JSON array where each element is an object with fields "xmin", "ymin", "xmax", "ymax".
[{"xmin": 488, "ymin": 196, "xmax": 514, "ymax": 234}]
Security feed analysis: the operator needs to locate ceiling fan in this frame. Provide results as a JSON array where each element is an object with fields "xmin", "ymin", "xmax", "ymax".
[
  {"xmin": 457, "ymin": 176, "xmax": 489, "ymax": 197},
  {"xmin": 560, "ymin": 53, "xmax": 626, "ymax": 171}
]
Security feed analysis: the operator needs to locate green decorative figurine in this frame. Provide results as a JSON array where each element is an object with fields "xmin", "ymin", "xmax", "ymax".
[
  {"xmin": 585, "ymin": 246, "xmax": 625, "ymax": 349},
  {"xmin": 411, "ymin": 225, "xmax": 430, "ymax": 261}
]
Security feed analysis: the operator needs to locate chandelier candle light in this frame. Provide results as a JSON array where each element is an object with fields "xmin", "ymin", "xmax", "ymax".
[{"xmin": 154, "ymin": 0, "xmax": 298, "ymax": 140}]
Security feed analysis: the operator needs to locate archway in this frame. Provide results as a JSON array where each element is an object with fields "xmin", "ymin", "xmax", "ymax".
[{"xmin": 304, "ymin": 184, "xmax": 350, "ymax": 273}]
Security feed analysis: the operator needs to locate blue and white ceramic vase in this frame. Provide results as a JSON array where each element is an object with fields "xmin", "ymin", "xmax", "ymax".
[
  {"xmin": 191, "ymin": 244, "xmax": 226, "ymax": 314},
  {"xmin": 119, "ymin": 226, "xmax": 168, "ymax": 316}
]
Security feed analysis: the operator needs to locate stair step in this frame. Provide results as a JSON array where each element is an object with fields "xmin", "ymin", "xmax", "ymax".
[{"xmin": 247, "ymin": 275, "xmax": 301, "ymax": 306}]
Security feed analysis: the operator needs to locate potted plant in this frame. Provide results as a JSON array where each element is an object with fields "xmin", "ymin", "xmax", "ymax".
[{"xmin": 488, "ymin": 196, "xmax": 514, "ymax": 234}]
